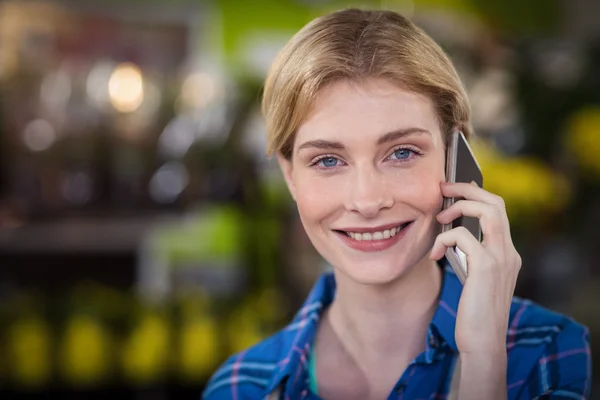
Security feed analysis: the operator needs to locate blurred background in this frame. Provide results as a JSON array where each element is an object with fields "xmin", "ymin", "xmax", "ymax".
[{"xmin": 0, "ymin": 0, "xmax": 598, "ymax": 398}]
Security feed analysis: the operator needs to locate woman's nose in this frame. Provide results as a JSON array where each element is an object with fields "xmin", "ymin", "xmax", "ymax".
[{"xmin": 345, "ymin": 167, "xmax": 394, "ymax": 217}]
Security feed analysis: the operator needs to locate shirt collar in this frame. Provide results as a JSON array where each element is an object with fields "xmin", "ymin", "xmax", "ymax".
[
  {"xmin": 265, "ymin": 259, "xmax": 462, "ymax": 394},
  {"xmin": 430, "ymin": 260, "xmax": 463, "ymax": 352},
  {"xmin": 265, "ymin": 272, "xmax": 335, "ymax": 394}
]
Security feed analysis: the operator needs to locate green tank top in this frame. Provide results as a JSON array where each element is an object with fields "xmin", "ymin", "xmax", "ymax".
[
  {"xmin": 308, "ymin": 346, "xmax": 318, "ymax": 395},
  {"xmin": 307, "ymin": 347, "xmax": 463, "ymax": 399}
]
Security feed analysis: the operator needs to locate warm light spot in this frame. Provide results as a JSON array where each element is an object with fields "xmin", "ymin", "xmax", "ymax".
[{"xmin": 108, "ymin": 63, "xmax": 144, "ymax": 113}]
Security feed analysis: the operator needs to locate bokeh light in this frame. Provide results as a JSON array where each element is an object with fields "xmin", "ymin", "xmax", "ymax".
[
  {"xmin": 108, "ymin": 62, "xmax": 144, "ymax": 113},
  {"xmin": 149, "ymin": 162, "xmax": 190, "ymax": 204},
  {"xmin": 22, "ymin": 119, "xmax": 56, "ymax": 152}
]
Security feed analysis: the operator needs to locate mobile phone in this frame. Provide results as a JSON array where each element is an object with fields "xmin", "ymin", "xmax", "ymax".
[{"xmin": 442, "ymin": 131, "xmax": 483, "ymax": 284}]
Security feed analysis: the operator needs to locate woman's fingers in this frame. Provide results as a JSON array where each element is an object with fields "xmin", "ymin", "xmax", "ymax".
[
  {"xmin": 441, "ymin": 182, "xmax": 505, "ymax": 208},
  {"xmin": 437, "ymin": 199, "xmax": 494, "ymax": 222},
  {"xmin": 437, "ymin": 199, "xmax": 508, "ymax": 242},
  {"xmin": 430, "ymin": 226, "xmax": 485, "ymax": 261}
]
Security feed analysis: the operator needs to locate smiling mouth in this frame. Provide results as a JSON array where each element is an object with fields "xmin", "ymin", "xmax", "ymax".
[{"xmin": 334, "ymin": 222, "xmax": 412, "ymax": 241}]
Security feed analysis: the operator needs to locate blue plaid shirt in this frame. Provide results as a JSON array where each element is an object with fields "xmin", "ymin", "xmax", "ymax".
[{"xmin": 204, "ymin": 263, "xmax": 591, "ymax": 399}]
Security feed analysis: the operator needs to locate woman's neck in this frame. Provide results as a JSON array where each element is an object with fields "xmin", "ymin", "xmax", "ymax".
[{"xmin": 326, "ymin": 256, "xmax": 443, "ymax": 366}]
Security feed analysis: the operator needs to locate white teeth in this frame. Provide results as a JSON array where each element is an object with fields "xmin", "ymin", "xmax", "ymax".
[{"xmin": 345, "ymin": 224, "xmax": 408, "ymax": 241}]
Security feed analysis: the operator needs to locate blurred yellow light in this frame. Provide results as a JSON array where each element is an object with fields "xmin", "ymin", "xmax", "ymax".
[{"xmin": 108, "ymin": 62, "xmax": 144, "ymax": 113}]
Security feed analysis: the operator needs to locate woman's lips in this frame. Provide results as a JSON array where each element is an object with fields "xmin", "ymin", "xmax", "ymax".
[{"xmin": 334, "ymin": 221, "xmax": 413, "ymax": 252}]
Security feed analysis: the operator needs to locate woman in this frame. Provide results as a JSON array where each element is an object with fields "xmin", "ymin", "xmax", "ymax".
[{"xmin": 204, "ymin": 9, "xmax": 590, "ymax": 400}]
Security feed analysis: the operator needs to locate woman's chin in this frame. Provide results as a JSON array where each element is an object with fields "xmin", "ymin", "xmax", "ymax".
[{"xmin": 339, "ymin": 261, "xmax": 414, "ymax": 286}]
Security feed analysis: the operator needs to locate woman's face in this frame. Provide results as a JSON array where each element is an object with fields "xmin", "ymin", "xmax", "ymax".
[{"xmin": 278, "ymin": 78, "xmax": 446, "ymax": 285}]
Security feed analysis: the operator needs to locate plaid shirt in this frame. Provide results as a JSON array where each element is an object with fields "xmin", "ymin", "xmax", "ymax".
[{"xmin": 203, "ymin": 262, "xmax": 591, "ymax": 399}]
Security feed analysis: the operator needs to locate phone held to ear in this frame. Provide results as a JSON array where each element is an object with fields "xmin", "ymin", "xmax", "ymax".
[{"xmin": 442, "ymin": 131, "xmax": 483, "ymax": 284}]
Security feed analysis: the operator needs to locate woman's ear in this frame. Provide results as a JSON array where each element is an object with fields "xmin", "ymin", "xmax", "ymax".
[{"xmin": 276, "ymin": 153, "xmax": 297, "ymax": 201}]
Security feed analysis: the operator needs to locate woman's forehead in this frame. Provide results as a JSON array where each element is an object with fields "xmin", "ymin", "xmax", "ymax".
[{"xmin": 296, "ymin": 78, "xmax": 444, "ymax": 145}]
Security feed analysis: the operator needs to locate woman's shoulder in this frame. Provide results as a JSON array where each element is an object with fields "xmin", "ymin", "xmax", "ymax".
[
  {"xmin": 201, "ymin": 327, "xmax": 296, "ymax": 400},
  {"xmin": 202, "ymin": 276, "xmax": 331, "ymax": 399},
  {"xmin": 506, "ymin": 297, "xmax": 591, "ymax": 398},
  {"xmin": 507, "ymin": 296, "xmax": 589, "ymax": 346}
]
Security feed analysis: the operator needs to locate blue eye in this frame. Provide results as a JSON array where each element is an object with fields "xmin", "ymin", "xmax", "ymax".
[
  {"xmin": 392, "ymin": 148, "xmax": 414, "ymax": 160},
  {"xmin": 319, "ymin": 157, "xmax": 339, "ymax": 167}
]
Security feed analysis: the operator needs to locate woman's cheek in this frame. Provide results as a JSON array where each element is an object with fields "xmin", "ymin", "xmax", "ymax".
[
  {"xmin": 295, "ymin": 176, "xmax": 342, "ymax": 212},
  {"xmin": 391, "ymin": 171, "xmax": 444, "ymax": 211}
]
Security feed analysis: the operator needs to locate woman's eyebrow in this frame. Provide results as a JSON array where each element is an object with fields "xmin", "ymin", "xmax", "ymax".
[
  {"xmin": 296, "ymin": 127, "xmax": 430, "ymax": 154},
  {"xmin": 297, "ymin": 139, "xmax": 345, "ymax": 152},
  {"xmin": 376, "ymin": 127, "xmax": 430, "ymax": 145}
]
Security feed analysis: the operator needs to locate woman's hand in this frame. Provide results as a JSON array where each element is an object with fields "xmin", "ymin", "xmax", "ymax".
[
  {"xmin": 430, "ymin": 182, "xmax": 521, "ymax": 400},
  {"xmin": 430, "ymin": 181, "xmax": 521, "ymax": 353}
]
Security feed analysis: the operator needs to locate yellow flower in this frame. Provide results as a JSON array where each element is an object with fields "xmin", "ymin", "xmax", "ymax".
[
  {"xmin": 178, "ymin": 316, "xmax": 220, "ymax": 381},
  {"xmin": 567, "ymin": 107, "xmax": 600, "ymax": 177},
  {"xmin": 7, "ymin": 317, "xmax": 52, "ymax": 388},
  {"xmin": 227, "ymin": 306, "xmax": 264, "ymax": 354},
  {"xmin": 255, "ymin": 288, "xmax": 286, "ymax": 324},
  {"xmin": 58, "ymin": 314, "xmax": 111, "ymax": 386},
  {"xmin": 472, "ymin": 141, "xmax": 570, "ymax": 221},
  {"xmin": 122, "ymin": 313, "xmax": 170, "ymax": 384}
]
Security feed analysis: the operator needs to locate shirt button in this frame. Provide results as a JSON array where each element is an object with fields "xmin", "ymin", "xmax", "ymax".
[{"xmin": 395, "ymin": 384, "xmax": 406, "ymax": 394}]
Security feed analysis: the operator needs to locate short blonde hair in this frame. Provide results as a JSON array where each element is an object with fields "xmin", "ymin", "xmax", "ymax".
[{"xmin": 262, "ymin": 8, "xmax": 472, "ymax": 159}]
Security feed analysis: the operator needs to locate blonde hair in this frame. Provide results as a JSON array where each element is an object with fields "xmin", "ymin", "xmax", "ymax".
[{"xmin": 262, "ymin": 8, "xmax": 472, "ymax": 159}]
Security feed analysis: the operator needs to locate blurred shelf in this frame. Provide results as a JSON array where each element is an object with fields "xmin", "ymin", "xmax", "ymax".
[
  {"xmin": 0, "ymin": 214, "xmax": 181, "ymax": 290},
  {"xmin": 0, "ymin": 214, "xmax": 179, "ymax": 254}
]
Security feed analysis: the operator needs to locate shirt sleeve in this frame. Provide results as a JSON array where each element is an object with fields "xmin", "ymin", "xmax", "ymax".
[
  {"xmin": 202, "ymin": 353, "xmax": 274, "ymax": 400},
  {"xmin": 202, "ymin": 356, "xmax": 235, "ymax": 400},
  {"xmin": 519, "ymin": 321, "xmax": 591, "ymax": 399}
]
